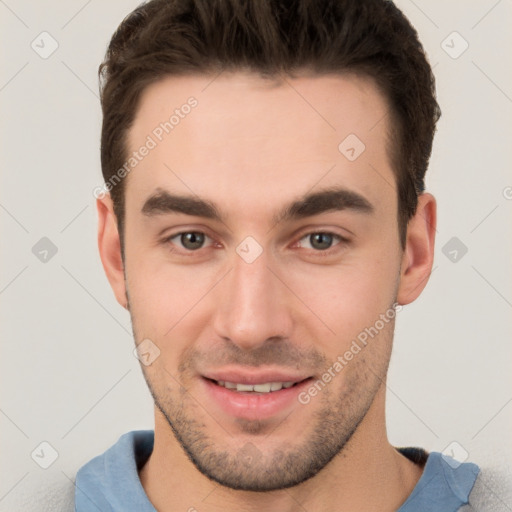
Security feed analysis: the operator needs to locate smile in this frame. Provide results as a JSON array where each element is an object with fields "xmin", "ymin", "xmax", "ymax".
[
  {"xmin": 201, "ymin": 375, "xmax": 314, "ymax": 421},
  {"xmin": 213, "ymin": 380, "xmax": 297, "ymax": 393}
]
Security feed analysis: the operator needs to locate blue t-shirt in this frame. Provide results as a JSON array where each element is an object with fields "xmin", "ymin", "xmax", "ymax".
[{"xmin": 75, "ymin": 430, "xmax": 480, "ymax": 511}]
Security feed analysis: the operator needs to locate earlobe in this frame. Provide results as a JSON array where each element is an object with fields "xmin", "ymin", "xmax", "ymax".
[
  {"xmin": 96, "ymin": 195, "xmax": 128, "ymax": 309},
  {"xmin": 397, "ymin": 193, "xmax": 437, "ymax": 305}
]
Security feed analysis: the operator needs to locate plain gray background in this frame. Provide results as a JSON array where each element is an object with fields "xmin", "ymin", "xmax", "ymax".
[{"xmin": 1, "ymin": 1, "xmax": 511, "ymax": 510}]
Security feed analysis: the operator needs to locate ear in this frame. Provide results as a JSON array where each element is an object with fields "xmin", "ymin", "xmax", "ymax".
[
  {"xmin": 96, "ymin": 194, "xmax": 128, "ymax": 309},
  {"xmin": 397, "ymin": 193, "xmax": 437, "ymax": 305}
]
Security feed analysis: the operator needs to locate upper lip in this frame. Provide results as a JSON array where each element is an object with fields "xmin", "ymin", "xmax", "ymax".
[{"xmin": 202, "ymin": 368, "xmax": 311, "ymax": 385}]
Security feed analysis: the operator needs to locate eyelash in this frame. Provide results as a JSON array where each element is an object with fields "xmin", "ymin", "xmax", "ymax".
[{"xmin": 161, "ymin": 230, "xmax": 349, "ymax": 257}]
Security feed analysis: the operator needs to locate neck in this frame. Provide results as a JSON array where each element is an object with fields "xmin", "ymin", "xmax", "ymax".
[{"xmin": 139, "ymin": 385, "xmax": 424, "ymax": 512}]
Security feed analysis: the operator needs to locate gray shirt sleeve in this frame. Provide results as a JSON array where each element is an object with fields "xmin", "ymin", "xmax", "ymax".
[{"xmin": 458, "ymin": 470, "xmax": 512, "ymax": 512}]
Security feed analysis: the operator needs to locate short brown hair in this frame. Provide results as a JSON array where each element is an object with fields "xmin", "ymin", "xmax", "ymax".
[{"xmin": 99, "ymin": 0, "xmax": 440, "ymax": 253}]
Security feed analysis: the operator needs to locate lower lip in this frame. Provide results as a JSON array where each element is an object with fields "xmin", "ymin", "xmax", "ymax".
[{"xmin": 201, "ymin": 377, "xmax": 313, "ymax": 421}]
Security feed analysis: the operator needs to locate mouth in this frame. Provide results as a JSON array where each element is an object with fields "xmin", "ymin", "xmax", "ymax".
[
  {"xmin": 200, "ymin": 373, "xmax": 314, "ymax": 421},
  {"xmin": 205, "ymin": 378, "xmax": 307, "ymax": 393}
]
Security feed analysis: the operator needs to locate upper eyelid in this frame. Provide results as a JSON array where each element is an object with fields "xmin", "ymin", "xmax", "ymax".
[
  {"xmin": 164, "ymin": 229, "xmax": 346, "ymax": 239},
  {"xmin": 299, "ymin": 231, "xmax": 345, "ymax": 240},
  {"xmin": 295, "ymin": 229, "xmax": 350, "ymax": 244}
]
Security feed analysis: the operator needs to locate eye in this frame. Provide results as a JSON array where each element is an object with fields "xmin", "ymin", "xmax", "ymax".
[
  {"xmin": 297, "ymin": 232, "xmax": 344, "ymax": 251},
  {"xmin": 166, "ymin": 231, "xmax": 212, "ymax": 251}
]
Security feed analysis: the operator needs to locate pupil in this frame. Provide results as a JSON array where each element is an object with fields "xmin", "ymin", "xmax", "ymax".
[
  {"xmin": 310, "ymin": 233, "xmax": 332, "ymax": 250},
  {"xmin": 182, "ymin": 232, "xmax": 204, "ymax": 250}
]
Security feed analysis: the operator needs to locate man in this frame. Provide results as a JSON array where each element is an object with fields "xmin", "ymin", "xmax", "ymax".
[{"xmin": 75, "ymin": 0, "xmax": 483, "ymax": 510}]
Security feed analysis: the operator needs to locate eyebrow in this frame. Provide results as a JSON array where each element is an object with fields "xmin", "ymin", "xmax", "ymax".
[{"xmin": 141, "ymin": 186, "xmax": 374, "ymax": 224}]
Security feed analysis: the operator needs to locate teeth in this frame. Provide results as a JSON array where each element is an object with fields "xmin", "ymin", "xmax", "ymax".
[
  {"xmin": 253, "ymin": 383, "xmax": 272, "ymax": 393},
  {"xmin": 216, "ymin": 380, "xmax": 296, "ymax": 393},
  {"xmin": 236, "ymin": 383, "xmax": 254, "ymax": 392}
]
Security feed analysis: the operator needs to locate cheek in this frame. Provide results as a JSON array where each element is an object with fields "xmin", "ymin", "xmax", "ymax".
[
  {"xmin": 125, "ymin": 258, "xmax": 215, "ymax": 339},
  {"xmin": 285, "ymin": 253, "xmax": 400, "ymax": 349}
]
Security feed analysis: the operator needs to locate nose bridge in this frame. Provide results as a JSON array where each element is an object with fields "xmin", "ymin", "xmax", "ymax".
[{"xmin": 212, "ymin": 246, "xmax": 291, "ymax": 348}]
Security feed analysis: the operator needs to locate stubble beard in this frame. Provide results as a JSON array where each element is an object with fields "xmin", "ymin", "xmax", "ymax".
[{"xmin": 136, "ymin": 339, "xmax": 391, "ymax": 492}]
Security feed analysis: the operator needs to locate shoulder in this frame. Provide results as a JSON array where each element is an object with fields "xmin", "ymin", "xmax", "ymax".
[
  {"xmin": 398, "ymin": 448, "xmax": 479, "ymax": 511},
  {"xmin": 458, "ymin": 465, "xmax": 512, "ymax": 512},
  {"xmin": 13, "ymin": 475, "xmax": 75, "ymax": 512},
  {"xmin": 76, "ymin": 429, "xmax": 154, "ymax": 476},
  {"xmin": 396, "ymin": 448, "xmax": 512, "ymax": 512},
  {"xmin": 75, "ymin": 430, "xmax": 154, "ymax": 511}
]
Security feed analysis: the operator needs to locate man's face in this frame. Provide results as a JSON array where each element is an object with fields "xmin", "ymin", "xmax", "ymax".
[{"xmin": 120, "ymin": 72, "xmax": 405, "ymax": 490}]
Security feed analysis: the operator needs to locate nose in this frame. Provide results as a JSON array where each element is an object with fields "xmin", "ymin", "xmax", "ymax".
[{"xmin": 211, "ymin": 246, "xmax": 293, "ymax": 350}]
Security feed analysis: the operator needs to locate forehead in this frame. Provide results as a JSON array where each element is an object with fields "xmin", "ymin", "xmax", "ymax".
[{"xmin": 125, "ymin": 71, "xmax": 395, "ymax": 219}]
